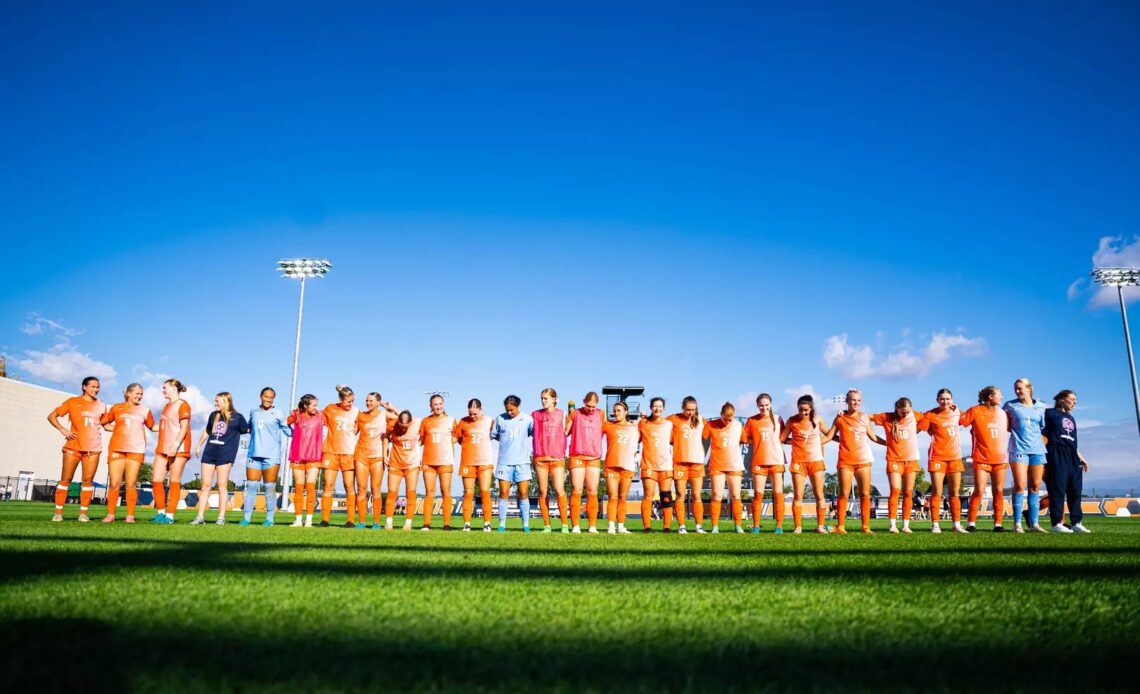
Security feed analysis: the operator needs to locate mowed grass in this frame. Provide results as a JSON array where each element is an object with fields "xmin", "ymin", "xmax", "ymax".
[{"xmin": 2, "ymin": 503, "xmax": 1139, "ymax": 693}]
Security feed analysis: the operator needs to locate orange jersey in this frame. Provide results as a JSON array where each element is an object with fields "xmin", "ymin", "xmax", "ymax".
[
  {"xmin": 959, "ymin": 405, "xmax": 1009, "ymax": 464},
  {"xmin": 388, "ymin": 419, "xmax": 422, "ymax": 468},
  {"xmin": 419, "ymin": 414, "xmax": 457, "ymax": 466},
  {"xmin": 787, "ymin": 416, "xmax": 824, "ymax": 465},
  {"xmin": 833, "ymin": 412, "xmax": 875, "ymax": 465},
  {"xmin": 638, "ymin": 417, "xmax": 674, "ymax": 471},
  {"xmin": 667, "ymin": 413, "xmax": 705, "ymax": 464},
  {"xmin": 322, "ymin": 404, "xmax": 359, "ymax": 455},
  {"xmin": 103, "ymin": 403, "xmax": 155, "ymax": 454},
  {"xmin": 704, "ymin": 418, "xmax": 745, "ymax": 472},
  {"xmin": 455, "ymin": 415, "xmax": 494, "ymax": 467},
  {"xmin": 354, "ymin": 408, "xmax": 387, "ymax": 460},
  {"xmin": 602, "ymin": 420, "xmax": 639, "ymax": 471},
  {"xmin": 156, "ymin": 400, "xmax": 191, "ymax": 457},
  {"xmin": 53, "ymin": 396, "xmax": 107, "ymax": 452},
  {"xmin": 920, "ymin": 407, "xmax": 963, "ymax": 461},
  {"xmin": 871, "ymin": 412, "xmax": 919, "ymax": 462},
  {"xmin": 744, "ymin": 414, "xmax": 786, "ymax": 467}
]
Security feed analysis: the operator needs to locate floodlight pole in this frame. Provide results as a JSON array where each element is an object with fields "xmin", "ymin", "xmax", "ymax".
[
  {"xmin": 281, "ymin": 275, "xmax": 306, "ymax": 509},
  {"xmin": 1116, "ymin": 284, "xmax": 1140, "ymax": 440}
]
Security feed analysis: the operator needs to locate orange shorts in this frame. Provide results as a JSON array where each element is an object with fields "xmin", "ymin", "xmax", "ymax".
[
  {"xmin": 885, "ymin": 460, "xmax": 921, "ymax": 475},
  {"xmin": 423, "ymin": 462, "xmax": 455, "ymax": 472},
  {"xmin": 322, "ymin": 453, "xmax": 354, "ymax": 472},
  {"xmin": 640, "ymin": 468, "xmax": 672, "ymax": 483},
  {"xmin": 355, "ymin": 456, "xmax": 383, "ymax": 467},
  {"xmin": 568, "ymin": 456, "xmax": 602, "ymax": 470},
  {"xmin": 709, "ymin": 465, "xmax": 744, "ymax": 476},
  {"xmin": 751, "ymin": 463, "xmax": 786, "ymax": 475},
  {"xmin": 460, "ymin": 463, "xmax": 494, "ymax": 479},
  {"xmin": 534, "ymin": 457, "xmax": 566, "ymax": 472},
  {"xmin": 109, "ymin": 451, "xmax": 145, "ymax": 464},
  {"xmin": 973, "ymin": 461, "xmax": 1008, "ymax": 474},
  {"xmin": 838, "ymin": 460, "xmax": 872, "ymax": 471},
  {"xmin": 790, "ymin": 460, "xmax": 825, "ymax": 476},
  {"xmin": 388, "ymin": 460, "xmax": 421, "ymax": 473},
  {"xmin": 928, "ymin": 459, "xmax": 965, "ymax": 474},
  {"xmin": 605, "ymin": 469, "xmax": 635, "ymax": 481},
  {"xmin": 291, "ymin": 461, "xmax": 321, "ymax": 471},
  {"xmin": 672, "ymin": 462, "xmax": 705, "ymax": 481}
]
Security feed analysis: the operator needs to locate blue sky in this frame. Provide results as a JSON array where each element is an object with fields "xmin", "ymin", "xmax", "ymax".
[{"xmin": 3, "ymin": 1, "xmax": 1139, "ymax": 490}]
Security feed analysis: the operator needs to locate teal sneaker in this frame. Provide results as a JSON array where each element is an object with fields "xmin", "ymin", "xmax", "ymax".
[
  {"xmin": 238, "ymin": 519, "xmax": 251, "ymax": 527},
  {"xmin": 751, "ymin": 526, "xmax": 761, "ymax": 534},
  {"xmin": 496, "ymin": 526, "xmax": 507, "ymax": 533},
  {"xmin": 774, "ymin": 527, "xmax": 783, "ymax": 534},
  {"xmin": 522, "ymin": 526, "xmax": 531, "ymax": 533},
  {"xmin": 262, "ymin": 520, "xmax": 274, "ymax": 527}
]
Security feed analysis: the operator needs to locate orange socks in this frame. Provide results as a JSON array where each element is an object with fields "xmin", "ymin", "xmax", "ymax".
[
  {"xmin": 662, "ymin": 504, "xmax": 674, "ymax": 530},
  {"xmin": 792, "ymin": 502, "xmax": 803, "ymax": 529},
  {"xmin": 993, "ymin": 492, "xmax": 1004, "ymax": 526},
  {"xmin": 126, "ymin": 487, "xmax": 138, "ymax": 516},
  {"xmin": 902, "ymin": 495, "xmax": 913, "ymax": 523},
  {"xmin": 710, "ymin": 499, "xmax": 722, "ymax": 527},
  {"xmin": 385, "ymin": 491, "xmax": 398, "ymax": 519},
  {"xmin": 462, "ymin": 495, "xmax": 474, "ymax": 524},
  {"xmin": 442, "ymin": 495, "xmax": 453, "ymax": 527},
  {"xmin": 357, "ymin": 495, "xmax": 369, "ymax": 525},
  {"xmin": 616, "ymin": 496, "xmax": 627, "ymax": 524},
  {"xmin": 817, "ymin": 502, "xmax": 827, "ymax": 528},
  {"xmin": 836, "ymin": 497, "xmax": 848, "ymax": 529},
  {"xmin": 586, "ymin": 493, "xmax": 599, "ymax": 529},
  {"xmin": 152, "ymin": 483, "xmax": 166, "ymax": 513},
  {"xmin": 674, "ymin": 496, "xmax": 686, "ymax": 528},
  {"xmin": 888, "ymin": 489, "xmax": 900, "ymax": 520},
  {"xmin": 860, "ymin": 496, "xmax": 871, "ymax": 530},
  {"xmin": 641, "ymin": 497, "xmax": 653, "ymax": 528},
  {"xmin": 422, "ymin": 497, "xmax": 434, "ymax": 528},
  {"xmin": 950, "ymin": 495, "xmax": 962, "ymax": 523},
  {"xmin": 321, "ymin": 490, "xmax": 333, "ymax": 523},
  {"xmin": 53, "ymin": 484, "xmax": 67, "ymax": 513},
  {"xmin": 569, "ymin": 495, "xmax": 582, "ymax": 528},
  {"xmin": 106, "ymin": 487, "xmax": 120, "ymax": 517},
  {"xmin": 773, "ymin": 494, "xmax": 785, "ymax": 528},
  {"xmin": 481, "ymin": 490, "xmax": 493, "ymax": 525},
  {"xmin": 539, "ymin": 496, "xmax": 550, "ymax": 526},
  {"xmin": 930, "ymin": 494, "xmax": 941, "ymax": 521},
  {"xmin": 165, "ymin": 482, "xmax": 180, "ymax": 515},
  {"xmin": 606, "ymin": 495, "xmax": 619, "ymax": 522},
  {"xmin": 80, "ymin": 486, "xmax": 93, "ymax": 513},
  {"xmin": 556, "ymin": 493, "xmax": 568, "ymax": 526},
  {"xmin": 968, "ymin": 494, "xmax": 981, "ymax": 524},
  {"xmin": 731, "ymin": 499, "xmax": 742, "ymax": 525},
  {"xmin": 305, "ymin": 483, "xmax": 317, "ymax": 515},
  {"xmin": 293, "ymin": 486, "xmax": 304, "ymax": 515},
  {"xmin": 751, "ymin": 498, "xmax": 762, "ymax": 527},
  {"xmin": 345, "ymin": 490, "xmax": 357, "ymax": 523},
  {"xmin": 692, "ymin": 498, "xmax": 704, "ymax": 526}
]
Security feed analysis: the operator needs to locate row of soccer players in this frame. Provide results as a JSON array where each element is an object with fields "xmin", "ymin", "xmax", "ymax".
[{"xmin": 48, "ymin": 377, "xmax": 1089, "ymax": 533}]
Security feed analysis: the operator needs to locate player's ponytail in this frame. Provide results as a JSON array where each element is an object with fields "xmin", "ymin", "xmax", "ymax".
[
  {"xmin": 335, "ymin": 384, "xmax": 354, "ymax": 402},
  {"xmin": 757, "ymin": 393, "xmax": 776, "ymax": 429},
  {"xmin": 164, "ymin": 378, "xmax": 187, "ymax": 394},
  {"xmin": 978, "ymin": 385, "xmax": 998, "ymax": 405}
]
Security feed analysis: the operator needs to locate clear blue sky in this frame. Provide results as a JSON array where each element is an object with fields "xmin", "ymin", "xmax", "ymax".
[{"xmin": 3, "ymin": 1, "xmax": 1139, "ymax": 489}]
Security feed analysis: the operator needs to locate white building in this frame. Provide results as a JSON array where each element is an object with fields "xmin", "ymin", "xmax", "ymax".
[{"xmin": 0, "ymin": 376, "xmax": 82, "ymax": 499}]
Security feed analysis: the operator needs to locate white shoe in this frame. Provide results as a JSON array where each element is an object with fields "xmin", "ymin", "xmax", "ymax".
[
  {"xmin": 421, "ymin": 526, "xmax": 431, "ymax": 532},
  {"xmin": 304, "ymin": 517, "xmax": 313, "ymax": 528},
  {"xmin": 1014, "ymin": 524, "xmax": 1025, "ymax": 534},
  {"xmin": 793, "ymin": 527, "xmax": 803, "ymax": 534},
  {"xmin": 677, "ymin": 527, "xmax": 687, "ymax": 535},
  {"xmin": 1072, "ymin": 523, "xmax": 1092, "ymax": 534},
  {"xmin": 735, "ymin": 525, "xmax": 745, "ymax": 534},
  {"xmin": 931, "ymin": 524, "xmax": 942, "ymax": 534},
  {"xmin": 190, "ymin": 517, "xmax": 205, "ymax": 526},
  {"xmin": 386, "ymin": 519, "xmax": 394, "ymax": 530},
  {"xmin": 290, "ymin": 517, "xmax": 303, "ymax": 527},
  {"xmin": 816, "ymin": 525, "xmax": 829, "ymax": 534},
  {"xmin": 51, "ymin": 513, "xmax": 63, "ymax": 522},
  {"xmin": 215, "ymin": 517, "xmax": 226, "ymax": 526},
  {"xmin": 711, "ymin": 526, "xmax": 720, "ymax": 534},
  {"xmin": 607, "ymin": 526, "xmax": 616, "ymax": 535},
  {"xmin": 888, "ymin": 526, "xmax": 899, "ymax": 534},
  {"xmin": 901, "ymin": 526, "xmax": 913, "ymax": 534},
  {"xmin": 954, "ymin": 525, "xmax": 969, "ymax": 534},
  {"xmin": 1051, "ymin": 524, "xmax": 1073, "ymax": 533},
  {"xmin": 462, "ymin": 524, "xmax": 471, "ymax": 532},
  {"xmin": 571, "ymin": 526, "xmax": 581, "ymax": 534},
  {"xmin": 77, "ymin": 514, "xmax": 90, "ymax": 523},
  {"xmin": 695, "ymin": 526, "xmax": 707, "ymax": 534},
  {"xmin": 1031, "ymin": 524, "xmax": 1047, "ymax": 533},
  {"xmin": 587, "ymin": 527, "xmax": 599, "ymax": 534},
  {"xmin": 618, "ymin": 527, "xmax": 630, "ymax": 535},
  {"xmin": 483, "ymin": 524, "xmax": 492, "ymax": 532}
]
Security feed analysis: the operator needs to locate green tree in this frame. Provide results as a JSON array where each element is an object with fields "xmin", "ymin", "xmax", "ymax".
[
  {"xmin": 137, "ymin": 463, "xmax": 153, "ymax": 484},
  {"xmin": 914, "ymin": 469, "xmax": 931, "ymax": 494},
  {"xmin": 823, "ymin": 472, "xmax": 839, "ymax": 498}
]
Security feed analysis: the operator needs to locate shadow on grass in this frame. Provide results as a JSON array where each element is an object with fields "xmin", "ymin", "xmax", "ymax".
[{"xmin": 0, "ymin": 615, "xmax": 1135, "ymax": 692}]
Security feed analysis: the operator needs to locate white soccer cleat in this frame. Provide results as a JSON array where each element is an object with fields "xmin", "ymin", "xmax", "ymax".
[
  {"xmin": 1014, "ymin": 524, "xmax": 1025, "ymax": 534},
  {"xmin": 695, "ymin": 526, "xmax": 707, "ymax": 535},
  {"xmin": 735, "ymin": 525, "xmax": 745, "ymax": 534},
  {"xmin": 931, "ymin": 524, "xmax": 942, "ymax": 535},
  {"xmin": 607, "ymin": 526, "xmax": 616, "ymax": 535},
  {"xmin": 1051, "ymin": 524, "xmax": 1073, "ymax": 533},
  {"xmin": 571, "ymin": 526, "xmax": 581, "ymax": 534},
  {"xmin": 793, "ymin": 527, "xmax": 803, "ymax": 535},
  {"xmin": 290, "ymin": 517, "xmax": 303, "ymax": 527},
  {"xmin": 304, "ymin": 517, "xmax": 313, "ymax": 528},
  {"xmin": 711, "ymin": 526, "xmax": 719, "ymax": 534},
  {"xmin": 677, "ymin": 527, "xmax": 687, "ymax": 535},
  {"xmin": 888, "ymin": 526, "xmax": 899, "ymax": 534},
  {"xmin": 51, "ymin": 514, "xmax": 63, "ymax": 522},
  {"xmin": 77, "ymin": 514, "xmax": 90, "ymax": 523},
  {"xmin": 901, "ymin": 526, "xmax": 913, "ymax": 534},
  {"xmin": 587, "ymin": 527, "xmax": 599, "ymax": 534},
  {"xmin": 618, "ymin": 527, "xmax": 630, "ymax": 534},
  {"xmin": 1072, "ymin": 524, "xmax": 1092, "ymax": 534},
  {"xmin": 462, "ymin": 524, "xmax": 471, "ymax": 532}
]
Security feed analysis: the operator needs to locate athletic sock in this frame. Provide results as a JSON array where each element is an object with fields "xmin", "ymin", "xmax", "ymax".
[
  {"xmin": 1028, "ymin": 491, "xmax": 1041, "ymax": 527},
  {"xmin": 126, "ymin": 487, "xmax": 138, "ymax": 516},
  {"xmin": 674, "ymin": 495, "xmax": 685, "ymax": 529},
  {"xmin": 888, "ymin": 489, "xmax": 900, "ymax": 520},
  {"xmin": 498, "ymin": 497, "xmax": 508, "ymax": 527},
  {"xmin": 243, "ymin": 480, "xmax": 261, "ymax": 521},
  {"xmin": 357, "ymin": 494, "xmax": 368, "ymax": 525},
  {"xmin": 519, "ymin": 498, "xmax": 530, "ymax": 529},
  {"xmin": 731, "ymin": 499, "xmax": 742, "ymax": 525},
  {"xmin": 793, "ymin": 502, "xmax": 803, "ymax": 529},
  {"xmin": 165, "ymin": 482, "xmax": 180, "ymax": 516},
  {"xmin": 710, "ymin": 499, "xmax": 722, "ymax": 527},
  {"xmin": 345, "ymin": 489, "xmax": 357, "ymax": 524},
  {"xmin": 54, "ymin": 483, "xmax": 68, "ymax": 513},
  {"xmin": 836, "ymin": 497, "xmax": 848, "ymax": 528},
  {"xmin": 481, "ymin": 490, "xmax": 493, "ymax": 526},
  {"xmin": 105, "ymin": 486, "xmax": 119, "ymax": 517},
  {"xmin": 930, "ymin": 494, "xmax": 941, "ymax": 522},
  {"xmin": 264, "ymin": 483, "xmax": 277, "ymax": 523},
  {"xmin": 1012, "ymin": 491, "xmax": 1025, "ymax": 527},
  {"xmin": 774, "ymin": 493, "xmax": 785, "ymax": 529},
  {"xmin": 968, "ymin": 494, "xmax": 981, "ymax": 524},
  {"xmin": 692, "ymin": 498, "xmax": 704, "ymax": 526},
  {"xmin": 372, "ymin": 492, "xmax": 383, "ymax": 526},
  {"xmin": 816, "ymin": 502, "xmax": 827, "ymax": 528},
  {"xmin": 305, "ymin": 483, "xmax": 317, "ymax": 515},
  {"xmin": 860, "ymin": 496, "xmax": 871, "ymax": 530},
  {"xmin": 607, "ymin": 494, "xmax": 619, "ymax": 523},
  {"xmin": 951, "ymin": 495, "xmax": 962, "ymax": 523},
  {"xmin": 293, "ymin": 485, "xmax": 305, "ymax": 516},
  {"xmin": 406, "ymin": 496, "xmax": 418, "ymax": 523},
  {"xmin": 569, "ymin": 494, "xmax": 582, "ymax": 528},
  {"xmin": 152, "ymin": 483, "xmax": 166, "ymax": 514},
  {"xmin": 586, "ymin": 493, "xmax": 599, "ymax": 528},
  {"xmin": 442, "ymin": 495, "xmax": 453, "ymax": 527},
  {"xmin": 993, "ymin": 491, "xmax": 1005, "ymax": 526},
  {"xmin": 641, "ymin": 497, "xmax": 653, "ymax": 528},
  {"xmin": 538, "ymin": 496, "xmax": 550, "ymax": 526},
  {"xmin": 386, "ymin": 491, "xmax": 398, "ymax": 520},
  {"xmin": 462, "ymin": 495, "xmax": 474, "ymax": 524},
  {"xmin": 662, "ymin": 504, "xmax": 674, "ymax": 530},
  {"xmin": 556, "ymin": 493, "xmax": 568, "ymax": 526},
  {"xmin": 422, "ymin": 496, "xmax": 433, "ymax": 528},
  {"xmin": 902, "ymin": 494, "xmax": 913, "ymax": 523},
  {"xmin": 751, "ymin": 497, "xmax": 762, "ymax": 527},
  {"xmin": 320, "ymin": 491, "xmax": 333, "ymax": 523},
  {"xmin": 616, "ymin": 497, "xmax": 628, "ymax": 524}
]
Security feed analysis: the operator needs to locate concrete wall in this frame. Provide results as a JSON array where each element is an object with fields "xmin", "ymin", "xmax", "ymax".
[{"xmin": 0, "ymin": 377, "xmax": 82, "ymax": 480}]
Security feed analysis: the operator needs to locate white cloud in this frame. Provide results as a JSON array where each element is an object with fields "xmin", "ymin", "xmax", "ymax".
[
  {"xmin": 1070, "ymin": 236, "xmax": 1140, "ymax": 309},
  {"xmin": 823, "ymin": 331, "xmax": 987, "ymax": 380},
  {"xmin": 16, "ymin": 343, "xmax": 117, "ymax": 386},
  {"xmin": 776, "ymin": 384, "xmax": 845, "ymax": 422},
  {"xmin": 20, "ymin": 313, "xmax": 82, "ymax": 337},
  {"xmin": 1078, "ymin": 420, "xmax": 1140, "ymax": 490},
  {"xmin": 131, "ymin": 366, "xmax": 214, "ymax": 431}
]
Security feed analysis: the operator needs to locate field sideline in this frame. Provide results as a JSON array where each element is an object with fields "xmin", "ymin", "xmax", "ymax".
[{"xmin": 2, "ymin": 502, "xmax": 1139, "ymax": 693}]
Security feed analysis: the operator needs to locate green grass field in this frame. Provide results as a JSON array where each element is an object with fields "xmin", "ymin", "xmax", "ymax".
[{"xmin": 2, "ymin": 502, "xmax": 1139, "ymax": 693}]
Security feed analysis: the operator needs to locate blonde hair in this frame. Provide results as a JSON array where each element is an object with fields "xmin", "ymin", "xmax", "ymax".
[
  {"xmin": 541, "ymin": 387, "xmax": 558, "ymax": 404},
  {"xmin": 164, "ymin": 378, "xmax": 187, "ymax": 393},
  {"xmin": 123, "ymin": 383, "xmax": 143, "ymax": 401},
  {"xmin": 720, "ymin": 402, "xmax": 735, "ymax": 418},
  {"xmin": 336, "ymin": 384, "xmax": 354, "ymax": 402},
  {"xmin": 216, "ymin": 392, "xmax": 235, "ymax": 424},
  {"xmin": 1014, "ymin": 378, "xmax": 1034, "ymax": 400},
  {"xmin": 583, "ymin": 391, "xmax": 598, "ymax": 405}
]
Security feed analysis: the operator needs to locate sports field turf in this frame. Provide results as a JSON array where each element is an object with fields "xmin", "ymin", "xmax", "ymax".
[{"xmin": 2, "ymin": 502, "xmax": 1138, "ymax": 693}]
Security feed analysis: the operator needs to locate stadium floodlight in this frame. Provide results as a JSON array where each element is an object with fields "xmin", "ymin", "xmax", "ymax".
[
  {"xmin": 1091, "ymin": 267, "xmax": 1140, "ymax": 439},
  {"xmin": 277, "ymin": 259, "xmax": 332, "ymax": 509}
]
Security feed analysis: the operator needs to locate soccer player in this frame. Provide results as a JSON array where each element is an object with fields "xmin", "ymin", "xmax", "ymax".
[
  {"xmin": 419, "ymin": 394, "xmax": 457, "ymax": 531},
  {"xmin": 1043, "ymin": 390, "xmax": 1091, "ymax": 533},
  {"xmin": 668, "ymin": 396, "xmax": 706, "ymax": 534},
  {"xmin": 192, "ymin": 392, "xmax": 250, "ymax": 525},
  {"xmin": 603, "ymin": 400, "xmax": 638, "ymax": 534},
  {"xmin": 354, "ymin": 393, "xmax": 398, "ymax": 529},
  {"xmin": 831, "ymin": 389, "xmax": 883, "ymax": 534},
  {"xmin": 566, "ymin": 390, "xmax": 603, "ymax": 533},
  {"xmin": 386, "ymin": 410, "xmax": 422, "ymax": 531},
  {"xmin": 744, "ymin": 393, "xmax": 786, "ymax": 534},
  {"xmin": 287, "ymin": 394, "xmax": 323, "ymax": 527},
  {"xmin": 871, "ymin": 398, "xmax": 921, "ymax": 534},
  {"xmin": 704, "ymin": 403, "xmax": 746, "ymax": 534},
  {"xmin": 919, "ymin": 389, "xmax": 966, "ymax": 534},
  {"xmin": 100, "ymin": 383, "xmax": 156, "ymax": 523},
  {"xmin": 492, "ymin": 395, "xmax": 533, "ymax": 532},
  {"xmin": 152, "ymin": 379, "xmax": 192, "ymax": 524},
  {"xmin": 638, "ymin": 397, "xmax": 674, "ymax": 533},
  {"xmin": 456, "ymin": 398, "xmax": 495, "ymax": 532},
  {"xmin": 319, "ymin": 385, "xmax": 360, "ymax": 528},
  {"xmin": 243, "ymin": 387, "xmax": 292, "ymax": 526},
  {"xmin": 532, "ymin": 388, "xmax": 568, "ymax": 533},
  {"xmin": 780, "ymin": 395, "xmax": 831, "ymax": 534},
  {"xmin": 1004, "ymin": 378, "xmax": 1048, "ymax": 533},
  {"xmin": 960, "ymin": 385, "xmax": 1010, "ymax": 532}
]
